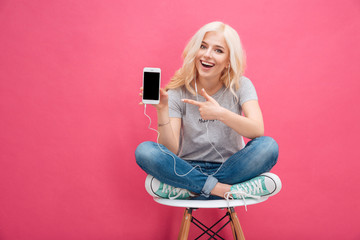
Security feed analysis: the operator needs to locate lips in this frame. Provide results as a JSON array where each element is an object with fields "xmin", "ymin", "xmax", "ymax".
[{"xmin": 200, "ymin": 60, "xmax": 215, "ymax": 68}]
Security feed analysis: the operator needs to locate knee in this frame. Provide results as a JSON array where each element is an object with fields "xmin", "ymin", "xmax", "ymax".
[
  {"xmin": 257, "ymin": 136, "xmax": 279, "ymax": 163},
  {"xmin": 135, "ymin": 141, "xmax": 162, "ymax": 168},
  {"xmin": 135, "ymin": 141, "xmax": 152, "ymax": 165},
  {"xmin": 263, "ymin": 136, "xmax": 278, "ymax": 151},
  {"xmin": 264, "ymin": 136, "xmax": 279, "ymax": 164}
]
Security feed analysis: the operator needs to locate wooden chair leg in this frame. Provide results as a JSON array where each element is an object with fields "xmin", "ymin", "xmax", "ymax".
[
  {"xmin": 229, "ymin": 217, "xmax": 237, "ymax": 240},
  {"xmin": 178, "ymin": 208, "xmax": 192, "ymax": 240},
  {"xmin": 228, "ymin": 207, "xmax": 245, "ymax": 240}
]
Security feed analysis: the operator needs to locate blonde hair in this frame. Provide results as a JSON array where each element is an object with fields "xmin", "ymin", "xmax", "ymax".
[{"xmin": 166, "ymin": 21, "xmax": 246, "ymax": 97}]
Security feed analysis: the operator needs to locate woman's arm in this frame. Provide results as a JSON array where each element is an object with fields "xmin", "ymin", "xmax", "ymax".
[
  {"xmin": 182, "ymin": 88, "xmax": 264, "ymax": 139},
  {"xmin": 157, "ymin": 105, "xmax": 181, "ymax": 153},
  {"xmin": 140, "ymin": 87, "xmax": 181, "ymax": 153},
  {"xmin": 218, "ymin": 100, "xmax": 264, "ymax": 139}
]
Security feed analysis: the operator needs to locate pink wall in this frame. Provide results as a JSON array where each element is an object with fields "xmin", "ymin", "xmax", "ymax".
[{"xmin": 1, "ymin": 0, "xmax": 359, "ymax": 239}]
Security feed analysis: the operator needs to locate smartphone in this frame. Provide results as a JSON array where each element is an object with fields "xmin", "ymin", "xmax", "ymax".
[{"xmin": 142, "ymin": 67, "xmax": 161, "ymax": 104}]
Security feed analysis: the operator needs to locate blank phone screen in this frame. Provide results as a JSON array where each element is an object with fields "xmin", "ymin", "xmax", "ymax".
[{"xmin": 143, "ymin": 72, "xmax": 160, "ymax": 100}]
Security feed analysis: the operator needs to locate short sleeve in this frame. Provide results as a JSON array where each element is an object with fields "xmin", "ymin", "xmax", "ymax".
[
  {"xmin": 167, "ymin": 89, "xmax": 183, "ymax": 118},
  {"xmin": 238, "ymin": 77, "xmax": 258, "ymax": 105}
]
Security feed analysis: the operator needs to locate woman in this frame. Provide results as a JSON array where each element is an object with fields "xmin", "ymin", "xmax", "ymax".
[{"xmin": 136, "ymin": 21, "xmax": 281, "ymax": 200}]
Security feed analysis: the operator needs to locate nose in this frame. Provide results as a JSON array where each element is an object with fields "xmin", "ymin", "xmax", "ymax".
[{"xmin": 204, "ymin": 48, "xmax": 212, "ymax": 58}]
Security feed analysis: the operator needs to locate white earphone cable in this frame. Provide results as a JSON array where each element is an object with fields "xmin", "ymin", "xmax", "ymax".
[
  {"xmin": 144, "ymin": 104, "xmax": 202, "ymax": 177},
  {"xmin": 143, "ymin": 69, "xmax": 233, "ymax": 178}
]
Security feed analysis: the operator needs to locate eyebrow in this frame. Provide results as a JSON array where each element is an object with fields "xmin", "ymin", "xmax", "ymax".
[{"xmin": 202, "ymin": 41, "xmax": 225, "ymax": 50}]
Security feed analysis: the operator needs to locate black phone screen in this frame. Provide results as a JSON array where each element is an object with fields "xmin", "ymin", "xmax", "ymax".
[{"xmin": 143, "ymin": 72, "xmax": 160, "ymax": 100}]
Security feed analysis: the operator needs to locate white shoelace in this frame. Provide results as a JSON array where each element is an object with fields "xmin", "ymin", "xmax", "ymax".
[
  {"xmin": 240, "ymin": 179, "xmax": 264, "ymax": 195},
  {"xmin": 224, "ymin": 179, "xmax": 263, "ymax": 211}
]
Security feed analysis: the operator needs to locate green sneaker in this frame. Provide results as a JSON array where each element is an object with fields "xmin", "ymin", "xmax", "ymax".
[
  {"xmin": 145, "ymin": 175, "xmax": 196, "ymax": 200},
  {"xmin": 227, "ymin": 172, "xmax": 282, "ymax": 200}
]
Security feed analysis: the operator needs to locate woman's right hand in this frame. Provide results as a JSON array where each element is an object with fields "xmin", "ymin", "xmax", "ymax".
[{"xmin": 139, "ymin": 87, "xmax": 169, "ymax": 111}]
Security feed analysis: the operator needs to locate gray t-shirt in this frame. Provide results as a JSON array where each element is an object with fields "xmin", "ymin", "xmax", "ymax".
[{"xmin": 168, "ymin": 76, "xmax": 258, "ymax": 163}]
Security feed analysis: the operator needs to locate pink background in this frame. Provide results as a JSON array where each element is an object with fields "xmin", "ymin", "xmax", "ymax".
[{"xmin": 1, "ymin": 0, "xmax": 359, "ymax": 239}]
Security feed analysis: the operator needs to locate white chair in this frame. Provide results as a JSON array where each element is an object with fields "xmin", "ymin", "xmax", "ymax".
[{"xmin": 154, "ymin": 197, "xmax": 268, "ymax": 240}]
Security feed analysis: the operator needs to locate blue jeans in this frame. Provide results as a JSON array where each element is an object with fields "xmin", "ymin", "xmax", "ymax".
[{"xmin": 135, "ymin": 136, "xmax": 278, "ymax": 198}]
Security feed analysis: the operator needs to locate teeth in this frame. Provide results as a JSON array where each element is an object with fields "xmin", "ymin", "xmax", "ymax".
[{"xmin": 201, "ymin": 61, "xmax": 215, "ymax": 67}]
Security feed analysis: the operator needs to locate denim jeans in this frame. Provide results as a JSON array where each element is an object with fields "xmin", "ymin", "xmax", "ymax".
[{"xmin": 135, "ymin": 136, "xmax": 278, "ymax": 198}]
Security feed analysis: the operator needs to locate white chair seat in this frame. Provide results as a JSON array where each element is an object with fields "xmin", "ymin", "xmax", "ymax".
[{"xmin": 154, "ymin": 197, "xmax": 268, "ymax": 209}]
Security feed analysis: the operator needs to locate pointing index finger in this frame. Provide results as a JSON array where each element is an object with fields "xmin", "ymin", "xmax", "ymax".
[{"xmin": 182, "ymin": 99, "xmax": 202, "ymax": 107}]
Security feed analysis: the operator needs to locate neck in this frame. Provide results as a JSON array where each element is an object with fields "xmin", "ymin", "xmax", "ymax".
[{"xmin": 195, "ymin": 76, "xmax": 223, "ymax": 96}]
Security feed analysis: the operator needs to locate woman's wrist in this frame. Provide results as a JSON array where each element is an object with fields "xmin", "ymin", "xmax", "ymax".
[
  {"xmin": 217, "ymin": 106, "xmax": 227, "ymax": 121},
  {"xmin": 157, "ymin": 105, "xmax": 170, "ymax": 126},
  {"xmin": 158, "ymin": 119, "xmax": 170, "ymax": 127}
]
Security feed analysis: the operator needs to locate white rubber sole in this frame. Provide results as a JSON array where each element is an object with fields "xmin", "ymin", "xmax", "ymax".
[{"xmin": 260, "ymin": 172, "xmax": 282, "ymax": 197}]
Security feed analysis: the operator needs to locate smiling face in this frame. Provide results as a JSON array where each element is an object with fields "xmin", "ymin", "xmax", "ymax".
[{"xmin": 195, "ymin": 31, "xmax": 230, "ymax": 83}]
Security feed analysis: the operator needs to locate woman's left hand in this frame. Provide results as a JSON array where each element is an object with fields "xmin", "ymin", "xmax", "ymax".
[{"xmin": 182, "ymin": 88, "xmax": 224, "ymax": 120}]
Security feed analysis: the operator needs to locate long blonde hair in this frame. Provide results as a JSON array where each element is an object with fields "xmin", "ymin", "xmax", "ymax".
[{"xmin": 166, "ymin": 21, "xmax": 246, "ymax": 97}]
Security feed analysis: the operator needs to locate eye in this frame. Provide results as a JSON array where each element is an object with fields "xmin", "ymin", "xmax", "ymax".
[
  {"xmin": 215, "ymin": 49, "xmax": 224, "ymax": 53},
  {"xmin": 200, "ymin": 44, "xmax": 207, "ymax": 49}
]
